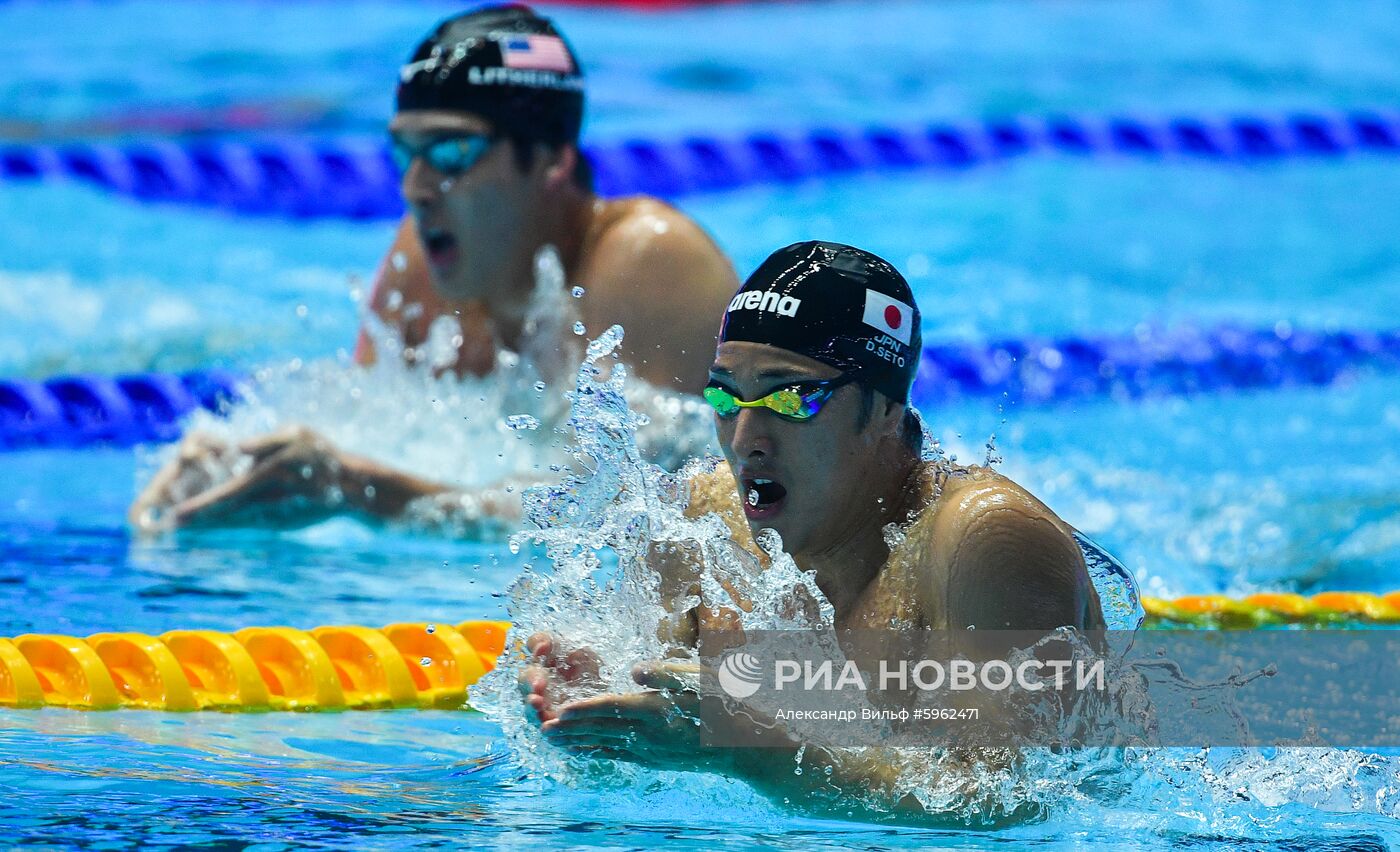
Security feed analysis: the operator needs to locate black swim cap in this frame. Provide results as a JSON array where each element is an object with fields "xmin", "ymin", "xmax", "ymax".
[
  {"xmin": 396, "ymin": 4, "xmax": 584, "ymax": 147},
  {"xmin": 719, "ymin": 241, "xmax": 922, "ymax": 404}
]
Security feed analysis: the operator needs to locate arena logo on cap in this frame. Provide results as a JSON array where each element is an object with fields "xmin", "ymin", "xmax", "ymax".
[
  {"xmin": 728, "ymin": 290, "xmax": 802, "ymax": 318},
  {"xmin": 861, "ymin": 290, "xmax": 913, "ymax": 346}
]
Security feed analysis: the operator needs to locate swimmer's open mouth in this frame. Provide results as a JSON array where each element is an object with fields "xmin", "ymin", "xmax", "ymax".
[
  {"xmin": 742, "ymin": 477, "xmax": 787, "ymax": 519},
  {"xmin": 422, "ymin": 228, "xmax": 459, "ymax": 268}
]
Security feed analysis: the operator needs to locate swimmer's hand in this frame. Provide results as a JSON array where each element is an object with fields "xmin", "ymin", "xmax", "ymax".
[
  {"xmin": 128, "ymin": 426, "xmax": 450, "ymax": 532},
  {"xmin": 129, "ymin": 431, "xmax": 242, "ymax": 531},
  {"xmin": 545, "ymin": 661, "xmax": 1040, "ymax": 828},
  {"xmin": 518, "ymin": 632, "xmax": 603, "ymax": 726},
  {"xmin": 540, "ymin": 660, "xmax": 791, "ymax": 773}
]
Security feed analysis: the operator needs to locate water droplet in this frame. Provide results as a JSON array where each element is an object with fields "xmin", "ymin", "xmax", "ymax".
[
  {"xmin": 983, "ymin": 433, "xmax": 1003, "ymax": 467},
  {"xmin": 533, "ymin": 381, "xmax": 546, "ymax": 392},
  {"xmin": 506, "ymin": 414, "xmax": 540, "ymax": 431},
  {"xmin": 570, "ymin": 286, "xmax": 586, "ymax": 298},
  {"xmin": 425, "ymin": 624, "xmax": 436, "ymax": 634},
  {"xmin": 391, "ymin": 251, "xmax": 407, "ymax": 272},
  {"xmin": 419, "ymin": 656, "xmax": 433, "ymax": 667},
  {"xmin": 300, "ymin": 465, "xmax": 314, "ymax": 480},
  {"xmin": 882, "ymin": 522, "xmax": 907, "ymax": 550},
  {"xmin": 295, "ymin": 304, "xmax": 308, "ymax": 319},
  {"xmin": 747, "ymin": 489, "xmax": 760, "ymax": 507},
  {"xmin": 439, "ymin": 179, "xmax": 454, "ymax": 193},
  {"xmin": 572, "ymin": 321, "xmax": 586, "ymax": 335}
]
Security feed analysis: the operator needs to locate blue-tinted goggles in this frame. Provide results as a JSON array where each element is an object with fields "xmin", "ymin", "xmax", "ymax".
[{"xmin": 389, "ymin": 134, "xmax": 495, "ymax": 177}]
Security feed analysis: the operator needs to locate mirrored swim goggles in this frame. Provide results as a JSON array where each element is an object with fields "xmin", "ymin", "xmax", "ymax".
[
  {"xmin": 389, "ymin": 134, "xmax": 495, "ymax": 177},
  {"xmin": 702, "ymin": 374, "xmax": 857, "ymax": 422}
]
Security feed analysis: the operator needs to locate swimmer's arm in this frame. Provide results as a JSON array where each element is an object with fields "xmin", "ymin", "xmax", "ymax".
[
  {"xmin": 130, "ymin": 426, "xmax": 520, "ymax": 532},
  {"xmin": 549, "ymin": 662, "xmax": 1029, "ymax": 827},
  {"xmin": 172, "ymin": 428, "xmax": 457, "ymax": 525},
  {"xmin": 335, "ymin": 452, "xmax": 452, "ymax": 516},
  {"xmin": 577, "ymin": 205, "xmax": 737, "ymax": 393},
  {"xmin": 340, "ymin": 462, "xmax": 527, "ymax": 532},
  {"xmin": 945, "ymin": 501, "xmax": 1096, "ymax": 631}
]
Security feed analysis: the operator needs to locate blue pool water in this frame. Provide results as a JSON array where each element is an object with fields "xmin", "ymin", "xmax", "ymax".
[{"xmin": 3, "ymin": 0, "xmax": 1400, "ymax": 847}]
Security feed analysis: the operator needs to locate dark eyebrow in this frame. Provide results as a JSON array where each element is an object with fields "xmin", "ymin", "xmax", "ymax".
[
  {"xmin": 708, "ymin": 367, "xmax": 826, "ymax": 387},
  {"xmin": 756, "ymin": 369, "xmax": 824, "ymax": 382}
]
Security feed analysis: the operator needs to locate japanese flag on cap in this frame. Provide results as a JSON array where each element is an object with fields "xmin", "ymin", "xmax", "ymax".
[{"xmin": 861, "ymin": 289, "xmax": 914, "ymax": 346}]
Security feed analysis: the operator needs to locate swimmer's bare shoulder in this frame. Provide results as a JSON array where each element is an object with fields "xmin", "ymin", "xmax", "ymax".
[
  {"xmin": 921, "ymin": 463, "xmax": 1104, "ymax": 631},
  {"xmin": 576, "ymin": 198, "xmax": 738, "ymax": 392}
]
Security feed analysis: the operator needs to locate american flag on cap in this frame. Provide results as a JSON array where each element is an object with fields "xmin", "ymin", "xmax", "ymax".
[{"xmin": 499, "ymin": 35, "xmax": 574, "ymax": 73}]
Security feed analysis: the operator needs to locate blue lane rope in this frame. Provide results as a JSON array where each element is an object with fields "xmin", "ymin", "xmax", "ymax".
[
  {"xmin": 2, "ymin": 110, "xmax": 1397, "ymax": 219},
  {"xmin": 3, "ymin": 324, "xmax": 1397, "ymax": 450},
  {"xmin": 0, "ymin": 370, "xmax": 242, "ymax": 450}
]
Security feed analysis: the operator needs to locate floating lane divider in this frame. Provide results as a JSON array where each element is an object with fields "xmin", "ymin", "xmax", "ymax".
[
  {"xmin": 1144, "ymin": 591, "xmax": 1400, "ymax": 629},
  {"xmin": 3, "ymin": 323, "xmax": 1398, "ymax": 451},
  {"xmin": 0, "ymin": 620, "xmax": 509, "ymax": 711},
  {"xmin": 2, "ymin": 110, "xmax": 1398, "ymax": 219},
  {"xmin": 912, "ymin": 323, "xmax": 1400, "ymax": 406},
  {"xmin": 4, "ymin": 597, "xmax": 1399, "ymax": 712},
  {"xmin": 0, "ymin": 368, "xmax": 243, "ymax": 450}
]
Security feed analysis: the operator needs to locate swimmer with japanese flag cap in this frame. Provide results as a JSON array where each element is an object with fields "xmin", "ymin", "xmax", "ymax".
[{"xmin": 520, "ymin": 241, "xmax": 1109, "ymax": 824}]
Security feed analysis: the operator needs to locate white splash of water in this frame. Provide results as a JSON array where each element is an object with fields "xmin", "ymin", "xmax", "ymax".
[
  {"xmin": 472, "ymin": 325, "xmax": 830, "ymax": 779},
  {"xmin": 132, "ymin": 248, "xmax": 714, "ymax": 533}
]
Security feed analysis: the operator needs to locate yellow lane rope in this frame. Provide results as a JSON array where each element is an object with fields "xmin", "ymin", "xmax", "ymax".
[
  {"xmin": 1142, "ymin": 591, "xmax": 1400, "ymax": 628},
  {"xmin": 3, "ymin": 593, "xmax": 1397, "ymax": 711},
  {"xmin": 0, "ymin": 621, "xmax": 508, "ymax": 711}
]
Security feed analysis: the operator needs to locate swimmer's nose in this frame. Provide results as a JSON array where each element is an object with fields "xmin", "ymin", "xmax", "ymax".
[
  {"xmin": 729, "ymin": 407, "xmax": 775, "ymax": 461},
  {"xmin": 401, "ymin": 157, "xmax": 441, "ymax": 210}
]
